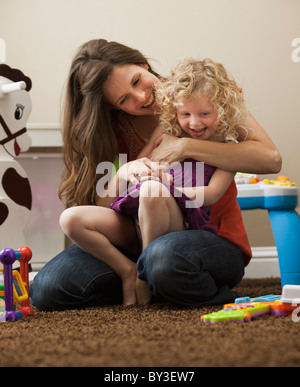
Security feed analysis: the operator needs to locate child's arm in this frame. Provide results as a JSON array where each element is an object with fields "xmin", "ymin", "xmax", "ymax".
[
  {"xmin": 202, "ymin": 169, "xmax": 235, "ymax": 206},
  {"xmin": 177, "ymin": 169, "xmax": 235, "ymax": 207}
]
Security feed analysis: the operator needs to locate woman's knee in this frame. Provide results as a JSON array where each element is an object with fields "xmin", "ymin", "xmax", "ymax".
[
  {"xmin": 137, "ymin": 236, "xmax": 175, "ymax": 285},
  {"xmin": 30, "ymin": 270, "xmax": 59, "ymax": 311},
  {"xmin": 137, "ymin": 231, "xmax": 242, "ymax": 303}
]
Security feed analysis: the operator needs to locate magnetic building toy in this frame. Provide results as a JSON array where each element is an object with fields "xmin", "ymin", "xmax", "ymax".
[{"xmin": 0, "ymin": 246, "xmax": 33, "ymax": 322}]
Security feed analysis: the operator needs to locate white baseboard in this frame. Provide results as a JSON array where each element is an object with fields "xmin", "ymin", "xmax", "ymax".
[{"xmin": 244, "ymin": 246, "xmax": 280, "ymax": 278}]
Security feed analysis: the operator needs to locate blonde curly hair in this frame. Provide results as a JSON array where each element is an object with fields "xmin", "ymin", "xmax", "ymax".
[{"xmin": 156, "ymin": 58, "xmax": 248, "ymax": 142}]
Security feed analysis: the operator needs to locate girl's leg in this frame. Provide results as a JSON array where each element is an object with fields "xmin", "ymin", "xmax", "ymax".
[
  {"xmin": 59, "ymin": 206, "xmax": 138, "ymax": 305},
  {"xmin": 136, "ymin": 180, "xmax": 186, "ymax": 304},
  {"xmin": 138, "ymin": 180, "xmax": 186, "ymax": 250}
]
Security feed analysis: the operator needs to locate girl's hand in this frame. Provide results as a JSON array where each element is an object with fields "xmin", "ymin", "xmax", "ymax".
[
  {"xmin": 96, "ymin": 158, "xmax": 172, "ymax": 206},
  {"xmin": 117, "ymin": 157, "xmax": 170, "ymax": 186},
  {"xmin": 140, "ymin": 171, "xmax": 173, "ymax": 185},
  {"xmin": 150, "ymin": 133, "xmax": 185, "ymax": 165}
]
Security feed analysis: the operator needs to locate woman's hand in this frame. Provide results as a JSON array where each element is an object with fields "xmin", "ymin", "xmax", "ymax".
[{"xmin": 150, "ymin": 133, "xmax": 185, "ymax": 165}]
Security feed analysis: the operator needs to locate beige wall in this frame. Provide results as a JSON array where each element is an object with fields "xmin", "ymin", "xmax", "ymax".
[{"xmin": 1, "ymin": 0, "xmax": 299, "ymax": 247}]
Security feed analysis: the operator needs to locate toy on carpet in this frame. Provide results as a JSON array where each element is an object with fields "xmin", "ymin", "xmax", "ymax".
[
  {"xmin": 0, "ymin": 43, "xmax": 34, "ymax": 323},
  {"xmin": 0, "ymin": 246, "xmax": 33, "ymax": 322},
  {"xmin": 200, "ymin": 285, "xmax": 300, "ymax": 324}
]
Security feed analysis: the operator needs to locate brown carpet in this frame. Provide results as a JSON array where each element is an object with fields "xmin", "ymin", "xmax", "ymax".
[{"xmin": 0, "ymin": 278, "xmax": 300, "ymax": 368}]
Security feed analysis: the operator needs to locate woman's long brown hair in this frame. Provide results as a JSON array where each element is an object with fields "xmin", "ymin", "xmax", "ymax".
[{"xmin": 59, "ymin": 39, "xmax": 158, "ymax": 207}]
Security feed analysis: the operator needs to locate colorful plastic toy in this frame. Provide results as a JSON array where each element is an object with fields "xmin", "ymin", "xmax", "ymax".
[
  {"xmin": 236, "ymin": 176, "xmax": 300, "ymax": 286},
  {"xmin": 0, "ymin": 284, "xmax": 11, "ymax": 312},
  {"xmin": 200, "ymin": 285, "xmax": 300, "ymax": 324},
  {"xmin": 263, "ymin": 176, "xmax": 297, "ymax": 187},
  {"xmin": 0, "ymin": 246, "xmax": 33, "ymax": 322},
  {"xmin": 235, "ymin": 173, "xmax": 260, "ymax": 185},
  {"xmin": 17, "ymin": 246, "xmax": 33, "ymax": 316},
  {"xmin": 201, "ymin": 302, "xmax": 271, "ymax": 324}
]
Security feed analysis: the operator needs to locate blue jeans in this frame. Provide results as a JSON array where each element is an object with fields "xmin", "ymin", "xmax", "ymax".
[{"xmin": 30, "ymin": 230, "xmax": 244, "ymax": 311}]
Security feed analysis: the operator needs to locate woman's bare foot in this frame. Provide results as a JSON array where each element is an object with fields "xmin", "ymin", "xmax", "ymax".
[{"xmin": 136, "ymin": 278, "xmax": 152, "ymax": 305}]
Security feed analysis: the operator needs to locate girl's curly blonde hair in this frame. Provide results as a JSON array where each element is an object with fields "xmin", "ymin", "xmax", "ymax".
[{"xmin": 156, "ymin": 58, "xmax": 248, "ymax": 142}]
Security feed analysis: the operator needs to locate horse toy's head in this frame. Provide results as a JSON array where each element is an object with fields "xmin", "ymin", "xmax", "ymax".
[{"xmin": 0, "ymin": 64, "xmax": 32, "ymax": 158}]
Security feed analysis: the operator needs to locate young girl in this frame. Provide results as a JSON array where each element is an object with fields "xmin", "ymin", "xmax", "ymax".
[{"xmin": 60, "ymin": 57, "xmax": 248, "ymax": 305}]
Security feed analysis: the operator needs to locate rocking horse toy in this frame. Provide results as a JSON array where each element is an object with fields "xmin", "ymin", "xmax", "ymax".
[
  {"xmin": 0, "ymin": 53, "xmax": 33, "ymax": 250},
  {"xmin": 0, "ymin": 41, "xmax": 34, "ymax": 321}
]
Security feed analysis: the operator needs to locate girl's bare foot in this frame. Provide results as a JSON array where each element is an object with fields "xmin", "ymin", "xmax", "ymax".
[
  {"xmin": 122, "ymin": 266, "xmax": 138, "ymax": 305},
  {"xmin": 136, "ymin": 278, "xmax": 152, "ymax": 305}
]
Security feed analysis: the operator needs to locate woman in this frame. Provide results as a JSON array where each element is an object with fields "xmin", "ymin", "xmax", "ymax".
[{"xmin": 30, "ymin": 39, "xmax": 281, "ymax": 311}]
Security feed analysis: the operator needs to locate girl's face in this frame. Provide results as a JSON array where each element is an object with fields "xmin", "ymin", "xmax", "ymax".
[
  {"xmin": 176, "ymin": 95, "xmax": 219, "ymax": 140},
  {"xmin": 104, "ymin": 64, "xmax": 159, "ymax": 116}
]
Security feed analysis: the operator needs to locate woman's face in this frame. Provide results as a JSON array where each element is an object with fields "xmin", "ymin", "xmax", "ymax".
[{"xmin": 104, "ymin": 64, "xmax": 159, "ymax": 116}]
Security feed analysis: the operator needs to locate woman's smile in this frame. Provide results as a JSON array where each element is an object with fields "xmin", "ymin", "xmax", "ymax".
[{"xmin": 142, "ymin": 90, "xmax": 156, "ymax": 109}]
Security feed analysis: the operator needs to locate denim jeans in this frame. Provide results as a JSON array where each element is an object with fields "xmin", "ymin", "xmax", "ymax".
[{"xmin": 30, "ymin": 230, "xmax": 245, "ymax": 311}]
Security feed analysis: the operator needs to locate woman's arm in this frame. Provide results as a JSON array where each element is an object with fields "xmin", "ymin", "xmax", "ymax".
[
  {"xmin": 177, "ymin": 169, "xmax": 235, "ymax": 207},
  {"xmin": 96, "ymin": 172, "xmax": 119, "ymax": 207},
  {"xmin": 150, "ymin": 113, "xmax": 282, "ymax": 174},
  {"xmin": 137, "ymin": 123, "xmax": 166, "ymax": 158}
]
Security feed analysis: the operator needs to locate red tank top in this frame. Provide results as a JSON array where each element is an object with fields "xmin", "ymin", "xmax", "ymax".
[
  {"xmin": 210, "ymin": 181, "xmax": 252, "ymax": 266},
  {"xmin": 115, "ymin": 111, "xmax": 252, "ymax": 267}
]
